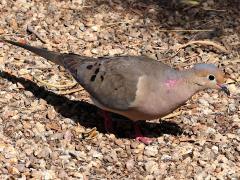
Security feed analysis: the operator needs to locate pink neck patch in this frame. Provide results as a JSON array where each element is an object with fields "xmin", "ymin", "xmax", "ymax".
[{"xmin": 164, "ymin": 79, "xmax": 178, "ymax": 89}]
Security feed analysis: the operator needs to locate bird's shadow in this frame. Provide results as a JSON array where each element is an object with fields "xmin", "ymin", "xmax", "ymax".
[{"xmin": 0, "ymin": 70, "xmax": 182, "ymax": 139}]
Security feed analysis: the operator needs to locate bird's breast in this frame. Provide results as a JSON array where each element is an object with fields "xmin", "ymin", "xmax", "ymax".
[{"xmin": 128, "ymin": 76, "xmax": 189, "ymax": 120}]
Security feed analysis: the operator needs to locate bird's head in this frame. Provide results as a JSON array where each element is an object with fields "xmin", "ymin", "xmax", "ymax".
[{"xmin": 190, "ymin": 64, "xmax": 230, "ymax": 95}]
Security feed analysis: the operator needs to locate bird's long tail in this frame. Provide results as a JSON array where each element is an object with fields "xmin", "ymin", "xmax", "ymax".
[{"xmin": 0, "ymin": 37, "xmax": 63, "ymax": 66}]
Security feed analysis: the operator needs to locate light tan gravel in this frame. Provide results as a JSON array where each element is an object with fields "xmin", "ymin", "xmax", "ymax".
[{"xmin": 0, "ymin": 0, "xmax": 239, "ymax": 179}]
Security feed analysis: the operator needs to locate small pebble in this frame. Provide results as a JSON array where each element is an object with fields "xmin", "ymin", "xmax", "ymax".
[{"xmin": 144, "ymin": 145, "xmax": 158, "ymax": 157}]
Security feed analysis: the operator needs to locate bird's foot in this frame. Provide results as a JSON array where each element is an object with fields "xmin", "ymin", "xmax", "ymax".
[
  {"xmin": 134, "ymin": 121, "xmax": 154, "ymax": 145},
  {"xmin": 136, "ymin": 136, "xmax": 154, "ymax": 145},
  {"xmin": 101, "ymin": 110, "xmax": 114, "ymax": 133}
]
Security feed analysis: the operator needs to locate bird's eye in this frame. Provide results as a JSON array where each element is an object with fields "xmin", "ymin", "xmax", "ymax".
[{"xmin": 208, "ymin": 74, "xmax": 215, "ymax": 81}]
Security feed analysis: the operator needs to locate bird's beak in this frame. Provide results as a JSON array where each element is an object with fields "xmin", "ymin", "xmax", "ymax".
[{"xmin": 217, "ymin": 84, "xmax": 230, "ymax": 96}]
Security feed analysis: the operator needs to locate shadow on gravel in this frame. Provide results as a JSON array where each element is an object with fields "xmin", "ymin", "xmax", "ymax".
[
  {"xmin": 87, "ymin": 0, "xmax": 239, "ymax": 31},
  {"xmin": 0, "ymin": 70, "xmax": 182, "ymax": 139}
]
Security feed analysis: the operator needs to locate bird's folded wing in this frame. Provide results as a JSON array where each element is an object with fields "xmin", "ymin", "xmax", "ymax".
[{"xmin": 60, "ymin": 55, "xmax": 167, "ymax": 111}]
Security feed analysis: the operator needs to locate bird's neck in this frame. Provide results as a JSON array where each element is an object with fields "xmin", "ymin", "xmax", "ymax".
[{"xmin": 180, "ymin": 69, "xmax": 205, "ymax": 94}]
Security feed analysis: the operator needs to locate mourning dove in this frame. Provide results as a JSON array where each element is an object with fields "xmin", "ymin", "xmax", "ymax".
[{"xmin": 2, "ymin": 39, "xmax": 230, "ymax": 144}]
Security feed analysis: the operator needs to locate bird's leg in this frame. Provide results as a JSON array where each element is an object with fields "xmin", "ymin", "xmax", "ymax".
[
  {"xmin": 134, "ymin": 122, "xmax": 154, "ymax": 145},
  {"xmin": 101, "ymin": 110, "xmax": 113, "ymax": 133}
]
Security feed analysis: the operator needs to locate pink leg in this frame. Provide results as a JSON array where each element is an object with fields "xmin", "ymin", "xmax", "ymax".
[
  {"xmin": 134, "ymin": 122, "xmax": 154, "ymax": 145},
  {"xmin": 101, "ymin": 110, "xmax": 113, "ymax": 133}
]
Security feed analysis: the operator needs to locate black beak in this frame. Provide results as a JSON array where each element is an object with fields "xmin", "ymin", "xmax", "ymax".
[{"xmin": 218, "ymin": 84, "xmax": 230, "ymax": 96}]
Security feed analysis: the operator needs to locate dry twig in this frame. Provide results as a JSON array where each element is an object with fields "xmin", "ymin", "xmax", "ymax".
[
  {"xmin": 82, "ymin": 127, "xmax": 99, "ymax": 140},
  {"xmin": 27, "ymin": 25, "xmax": 47, "ymax": 44},
  {"xmin": 57, "ymin": 87, "xmax": 84, "ymax": 95},
  {"xmin": 158, "ymin": 29, "xmax": 214, "ymax": 32},
  {"xmin": 32, "ymin": 74, "xmax": 77, "ymax": 89},
  {"xmin": 162, "ymin": 111, "xmax": 182, "ymax": 120},
  {"xmin": 175, "ymin": 40, "xmax": 229, "ymax": 53},
  {"xmin": 201, "ymin": 8, "xmax": 226, "ymax": 12},
  {"xmin": 179, "ymin": 137, "xmax": 221, "ymax": 144},
  {"xmin": 223, "ymin": 58, "xmax": 240, "ymax": 64}
]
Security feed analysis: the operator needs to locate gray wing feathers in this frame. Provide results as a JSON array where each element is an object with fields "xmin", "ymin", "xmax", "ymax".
[{"xmin": 66, "ymin": 57, "xmax": 142, "ymax": 110}]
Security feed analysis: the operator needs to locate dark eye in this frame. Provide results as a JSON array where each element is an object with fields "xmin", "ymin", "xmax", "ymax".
[{"xmin": 208, "ymin": 74, "xmax": 215, "ymax": 81}]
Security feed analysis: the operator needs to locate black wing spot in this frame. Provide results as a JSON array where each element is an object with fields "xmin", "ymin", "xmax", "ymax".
[
  {"xmin": 90, "ymin": 75, "xmax": 96, "ymax": 82},
  {"xmin": 86, "ymin": 65, "xmax": 93, "ymax": 70},
  {"xmin": 114, "ymin": 88, "xmax": 118, "ymax": 90},
  {"xmin": 71, "ymin": 68, "xmax": 78, "ymax": 77},
  {"xmin": 100, "ymin": 75, "xmax": 104, "ymax": 81},
  {"xmin": 68, "ymin": 52, "xmax": 78, "ymax": 56},
  {"xmin": 95, "ymin": 68, "xmax": 100, "ymax": 75}
]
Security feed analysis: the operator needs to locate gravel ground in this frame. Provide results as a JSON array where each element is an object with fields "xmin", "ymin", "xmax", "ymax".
[{"xmin": 0, "ymin": 0, "xmax": 239, "ymax": 179}]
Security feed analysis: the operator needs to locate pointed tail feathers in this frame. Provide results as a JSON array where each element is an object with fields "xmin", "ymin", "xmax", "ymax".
[{"xmin": 1, "ymin": 38, "xmax": 63, "ymax": 66}]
